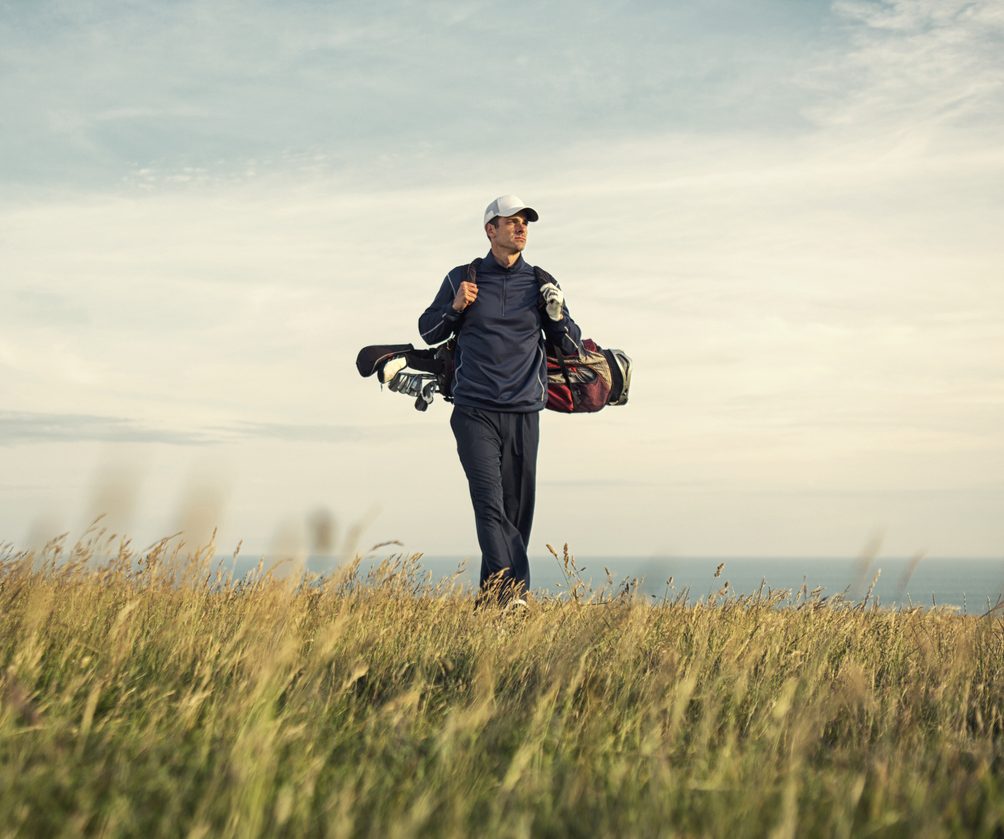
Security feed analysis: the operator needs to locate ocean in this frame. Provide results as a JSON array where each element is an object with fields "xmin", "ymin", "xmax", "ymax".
[{"xmin": 228, "ymin": 554, "xmax": 1004, "ymax": 613}]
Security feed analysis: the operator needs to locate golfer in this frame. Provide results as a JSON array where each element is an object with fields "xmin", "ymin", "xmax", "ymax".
[{"xmin": 418, "ymin": 195, "xmax": 582, "ymax": 604}]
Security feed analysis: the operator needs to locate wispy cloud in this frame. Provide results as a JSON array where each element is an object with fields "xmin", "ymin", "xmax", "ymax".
[
  {"xmin": 0, "ymin": 412, "xmax": 215, "ymax": 446},
  {"xmin": 810, "ymin": 0, "xmax": 1004, "ymax": 131},
  {"xmin": 0, "ymin": 0, "xmax": 831, "ymax": 189},
  {"xmin": 0, "ymin": 412, "xmax": 372, "ymax": 446},
  {"xmin": 221, "ymin": 421, "xmax": 364, "ymax": 444}
]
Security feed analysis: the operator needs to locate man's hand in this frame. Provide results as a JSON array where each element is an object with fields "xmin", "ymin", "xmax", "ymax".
[
  {"xmin": 452, "ymin": 281, "xmax": 478, "ymax": 312},
  {"xmin": 540, "ymin": 283, "xmax": 564, "ymax": 321}
]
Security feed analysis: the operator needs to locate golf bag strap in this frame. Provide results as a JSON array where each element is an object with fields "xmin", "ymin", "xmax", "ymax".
[
  {"xmin": 532, "ymin": 264, "xmax": 577, "ymax": 365},
  {"xmin": 533, "ymin": 265, "xmax": 556, "ymax": 291},
  {"xmin": 450, "ymin": 258, "xmax": 482, "ymax": 340}
]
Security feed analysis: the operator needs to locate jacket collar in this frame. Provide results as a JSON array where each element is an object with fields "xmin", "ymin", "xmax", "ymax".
[{"xmin": 483, "ymin": 250, "xmax": 527, "ymax": 273}]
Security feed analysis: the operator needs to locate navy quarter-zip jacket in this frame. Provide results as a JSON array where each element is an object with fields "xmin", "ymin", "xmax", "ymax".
[{"xmin": 418, "ymin": 252, "xmax": 583, "ymax": 412}]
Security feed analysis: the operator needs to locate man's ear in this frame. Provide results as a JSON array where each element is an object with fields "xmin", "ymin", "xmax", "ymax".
[{"xmin": 485, "ymin": 223, "xmax": 496, "ymax": 241}]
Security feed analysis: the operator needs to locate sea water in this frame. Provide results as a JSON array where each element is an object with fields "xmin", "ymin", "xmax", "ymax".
[{"xmin": 228, "ymin": 554, "xmax": 1004, "ymax": 613}]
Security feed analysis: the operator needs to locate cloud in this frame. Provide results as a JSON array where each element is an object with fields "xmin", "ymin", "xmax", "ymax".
[
  {"xmin": 1, "ymin": 0, "xmax": 1002, "ymax": 557},
  {"xmin": 0, "ymin": 412, "xmax": 215, "ymax": 446},
  {"xmin": 0, "ymin": 0, "xmax": 832, "ymax": 190},
  {"xmin": 220, "ymin": 421, "xmax": 364, "ymax": 444},
  {"xmin": 538, "ymin": 478, "xmax": 670, "ymax": 488},
  {"xmin": 809, "ymin": 0, "xmax": 1004, "ymax": 132},
  {"xmin": 0, "ymin": 412, "xmax": 370, "ymax": 446}
]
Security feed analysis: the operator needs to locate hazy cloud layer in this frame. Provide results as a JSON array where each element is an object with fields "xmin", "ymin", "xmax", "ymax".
[
  {"xmin": 0, "ymin": 0, "xmax": 831, "ymax": 189},
  {"xmin": 0, "ymin": 412, "xmax": 215, "ymax": 446},
  {"xmin": 222, "ymin": 421, "xmax": 365, "ymax": 444},
  {"xmin": 0, "ymin": 412, "xmax": 367, "ymax": 446},
  {"xmin": 2, "ymin": 0, "xmax": 1002, "ymax": 556}
]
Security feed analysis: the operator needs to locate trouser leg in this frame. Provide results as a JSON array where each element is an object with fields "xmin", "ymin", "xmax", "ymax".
[
  {"xmin": 499, "ymin": 410, "xmax": 539, "ymax": 585},
  {"xmin": 451, "ymin": 406, "xmax": 538, "ymax": 603}
]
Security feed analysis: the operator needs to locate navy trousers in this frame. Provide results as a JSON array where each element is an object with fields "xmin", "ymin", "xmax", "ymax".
[{"xmin": 450, "ymin": 405, "xmax": 540, "ymax": 602}]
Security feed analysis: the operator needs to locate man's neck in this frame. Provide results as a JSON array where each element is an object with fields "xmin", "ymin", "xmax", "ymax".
[{"xmin": 490, "ymin": 244, "xmax": 521, "ymax": 269}]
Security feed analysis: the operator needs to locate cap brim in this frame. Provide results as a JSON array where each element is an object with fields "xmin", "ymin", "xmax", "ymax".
[
  {"xmin": 483, "ymin": 202, "xmax": 540, "ymax": 225},
  {"xmin": 497, "ymin": 206, "xmax": 538, "ymax": 222}
]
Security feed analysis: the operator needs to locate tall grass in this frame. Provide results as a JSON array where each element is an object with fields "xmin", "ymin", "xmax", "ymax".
[{"xmin": 1, "ymin": 532, "xmax": 1002, "ymax": 837}]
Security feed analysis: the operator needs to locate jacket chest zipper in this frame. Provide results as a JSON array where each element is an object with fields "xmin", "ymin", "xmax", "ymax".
[{"xmin": 501, "ymin": 276, "xmax": 506, "ymax": 316}]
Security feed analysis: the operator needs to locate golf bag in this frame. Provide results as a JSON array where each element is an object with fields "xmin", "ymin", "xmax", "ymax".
[{"xmin": 354, "ymin": 341, "xmax": 457, "ymax": 411}]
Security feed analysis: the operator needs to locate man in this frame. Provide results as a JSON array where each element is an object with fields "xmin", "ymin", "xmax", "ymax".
[{"xmin": 418, "ymin": 195, "xmax": 582, "ymax": 604}]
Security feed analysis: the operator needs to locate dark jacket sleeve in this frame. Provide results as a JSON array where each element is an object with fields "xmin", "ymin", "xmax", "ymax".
[
  {"xmin": 418, "ymin": 270, "xmax": 463, "ymax": 345},
  {"xmin": 541, "ymin": 285, "xmax": 583, "ymax": 356}
]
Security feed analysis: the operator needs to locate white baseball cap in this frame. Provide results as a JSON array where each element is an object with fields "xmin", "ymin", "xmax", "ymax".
[{"xmin": 484, "ymin": 194, "xmax": 539, "ymax": 226}]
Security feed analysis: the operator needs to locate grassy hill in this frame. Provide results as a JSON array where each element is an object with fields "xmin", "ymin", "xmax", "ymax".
[{"xmin": 2, "ymin": 535, "xmax": 1002, "ymax": 837}]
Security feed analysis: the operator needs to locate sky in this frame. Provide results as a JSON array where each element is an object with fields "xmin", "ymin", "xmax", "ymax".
[{"xmin": 1, "ymin": 0, "xmax": 1003, "ymax": 562}]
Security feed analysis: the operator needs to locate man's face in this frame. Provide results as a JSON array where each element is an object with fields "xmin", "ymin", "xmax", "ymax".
[{"xmin": 487, "ymin": 212, "xmax": 530, "ymax": 253}]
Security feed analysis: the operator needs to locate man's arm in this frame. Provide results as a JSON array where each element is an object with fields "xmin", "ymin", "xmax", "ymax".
[
  {"xmin": 540, "ymin": 281, "xmax": 583, "ymax": 356},
  {"xmin": 418, "ymin": 270, "xmax": 466, "ymax": 345},
  {"xmin": 543, "ymin": 304, "xmax": 582, "ymax": 355}
]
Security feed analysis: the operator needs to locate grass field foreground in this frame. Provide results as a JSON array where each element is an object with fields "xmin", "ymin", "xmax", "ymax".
[{"xmin": 1, "ymin": 532, "xmax": 1003, "ymax": 837}]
